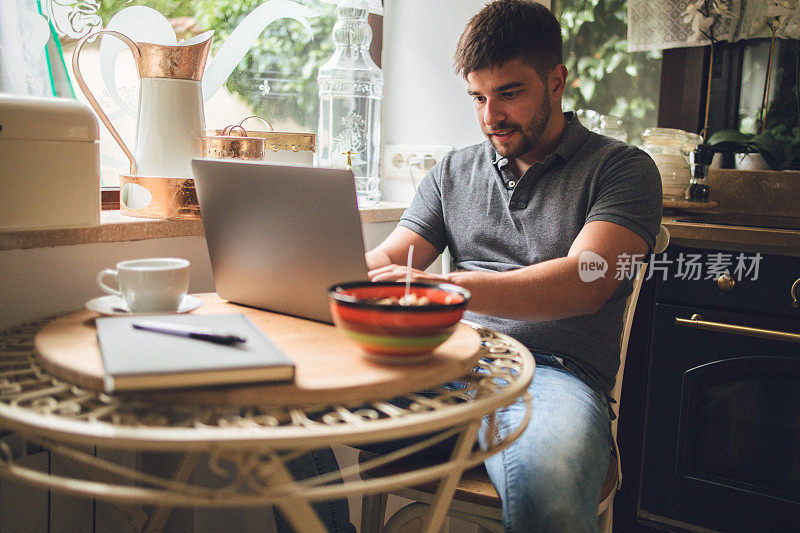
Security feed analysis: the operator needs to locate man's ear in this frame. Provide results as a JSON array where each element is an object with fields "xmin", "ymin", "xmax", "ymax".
[{"xmin": 549, "ymin": 64, "xmax": 568, "ymax": 98}]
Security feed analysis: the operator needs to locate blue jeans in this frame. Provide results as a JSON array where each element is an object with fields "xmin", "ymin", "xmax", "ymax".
[
  {"xmin": 293, "ymin": 354, "xmax": 611, "ymax": 532},
  {"xmin": 479, "ymin": 354, "xmax": 612, "ymax": 532}
]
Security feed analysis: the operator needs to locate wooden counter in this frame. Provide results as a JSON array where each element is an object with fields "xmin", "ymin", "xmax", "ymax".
[
  {"xmin": 660, "ymin": 169, "xmax": 800, "ymax": 256},
  {"xmin": 661, "ymin": 214, "xmax": 800, "ymax": 256}
]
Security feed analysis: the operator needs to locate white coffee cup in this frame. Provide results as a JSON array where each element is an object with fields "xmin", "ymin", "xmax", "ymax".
[{"xmin": 97, "ymin": 258, "xmax": 190, "ymax": 313}]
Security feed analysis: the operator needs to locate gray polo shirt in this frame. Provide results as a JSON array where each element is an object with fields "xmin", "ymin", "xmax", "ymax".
[{"xmin": 399, "ymin": 112, "xmax": 662, "ymax": 394}]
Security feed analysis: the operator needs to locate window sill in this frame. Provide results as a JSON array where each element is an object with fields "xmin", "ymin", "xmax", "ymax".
[{"xmin": 0, "ymin": 203, "xmax": 408, "ymax": 251}]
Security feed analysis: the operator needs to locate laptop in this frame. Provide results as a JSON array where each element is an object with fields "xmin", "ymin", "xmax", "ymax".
[{"xmin": 191, "ymin": 159, "xmax": 370, "ymax": 323}]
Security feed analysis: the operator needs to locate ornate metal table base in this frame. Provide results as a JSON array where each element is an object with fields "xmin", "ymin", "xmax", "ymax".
[{"xmin": 0, "ymin": 319, "xmax": 533, "ymax": 532}]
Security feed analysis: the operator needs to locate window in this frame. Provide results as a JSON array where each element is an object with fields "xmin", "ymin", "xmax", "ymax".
[
  {"xmin": 739, "ymin": 38, "xmax": 799, "ymax": 141},
  {"xmin": 665, "ymin": 37, "xmax": 800, "ymax": 171},
  {"xmin": 42, "ymin": 0, "xmax": 382, "ymax": 191},
  {"xmin": 554, "ymin": 0, "xmax": 662, "ymax": 144}
]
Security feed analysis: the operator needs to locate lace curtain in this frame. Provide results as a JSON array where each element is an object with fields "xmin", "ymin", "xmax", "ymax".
[
  {"xmin": 0, "ymin": 1, "xmax": 53, "ymax": 96},
  {"xmin": 0, "ymin": 0, "xmax": 97, "ymax": 96},
  {"xmin": 628, "ymin": 0, "xmax": 800, "ymax": 52}
]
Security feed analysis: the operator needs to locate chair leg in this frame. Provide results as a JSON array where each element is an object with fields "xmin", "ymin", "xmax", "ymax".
[
  {"xmin": 597, "ymin": 501, "xmax": 613, "ymax": 533},
  {"xmin": 361, "ymin": 492, "xmax": 388, "ymax": 532}
]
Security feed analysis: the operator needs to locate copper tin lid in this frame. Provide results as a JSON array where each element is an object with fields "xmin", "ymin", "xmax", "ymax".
[
  {"xmin": 203, "ymin": 125, "xmax": 265, "ymax": 160},
  {"xmin": 254, "ymin": 130, "xmax": 316, "ymax": 153},
  {"xmin": 206, "ymin": 120, "xmax": 316, "ymax": 154},
  {"xmin": 208, "ymin": 115, "xmax": 316, "ymax": 153},
  {"xmin": 206, "ymin": 129, "xmax": 316, "ymax": 153}
]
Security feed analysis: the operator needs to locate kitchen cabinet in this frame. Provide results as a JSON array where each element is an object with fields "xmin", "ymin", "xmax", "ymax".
[{"xmin": 615, "ymin": 241, "xmax": 800, "ymax": 532}]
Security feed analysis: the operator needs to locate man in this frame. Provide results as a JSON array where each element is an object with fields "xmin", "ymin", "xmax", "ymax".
[{"xmin": 367, "ymin": 1, "xmax": 662, "ymax": 530}]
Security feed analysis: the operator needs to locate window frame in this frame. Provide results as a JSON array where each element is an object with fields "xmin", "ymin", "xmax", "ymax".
[
  {"xmin": 657, "ymin": 42, "xmax": 756, "ymax": 136},
  {"xmin": 658, "ymin": 47, "xmax": 708, "ymax": 133}
]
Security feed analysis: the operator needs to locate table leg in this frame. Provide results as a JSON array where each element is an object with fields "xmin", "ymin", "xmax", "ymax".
[
  {"xmin": 51, "ymin": 446, "xmax": 150, "ymax": 530},
  {"xmin": 141, "ymin": 452, "xmax": 202, "ymax": 533},
  {"xmin": 422, "ymin": 419, "xmax": 482, "ymax": 533},
  {"xmin": 269, "ymin": 457, "xmax": 329, "ymax": 533}
]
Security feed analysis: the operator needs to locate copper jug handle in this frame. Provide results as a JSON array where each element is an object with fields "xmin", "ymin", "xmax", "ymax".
[{"xmin": 72, "ymin": 30, "xmax": 141, "ymax": 176}]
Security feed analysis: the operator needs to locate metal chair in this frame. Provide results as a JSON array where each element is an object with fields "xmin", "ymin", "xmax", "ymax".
[{"xmin": 360, "ymin": 226, "xmax": 670, "ymax": 532}]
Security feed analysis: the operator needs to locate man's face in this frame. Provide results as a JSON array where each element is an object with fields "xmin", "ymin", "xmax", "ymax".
[{"xmin": 467, "ymin": 58, "xmax": 555, "ymax": 163}]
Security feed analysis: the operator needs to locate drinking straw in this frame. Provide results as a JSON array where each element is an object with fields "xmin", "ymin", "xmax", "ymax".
[{"xmin": 403, "ymin": 245, "xmax": 414, "ymax": 303}]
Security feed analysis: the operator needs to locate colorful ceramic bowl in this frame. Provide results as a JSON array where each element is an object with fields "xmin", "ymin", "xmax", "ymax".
[{"xmin": 328, "ymin": 281, "xmax": 471, "ymax": 363}]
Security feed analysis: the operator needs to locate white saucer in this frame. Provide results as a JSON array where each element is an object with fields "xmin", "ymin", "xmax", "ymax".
[{"xmin": 85, "ymin": 294, "xmax": 203, "ymax": 316}]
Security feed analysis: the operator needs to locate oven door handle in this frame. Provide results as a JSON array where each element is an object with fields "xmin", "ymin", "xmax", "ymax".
[{"xmin": 675, "ymin": 314, "xmax": 800, "ymax": 343}]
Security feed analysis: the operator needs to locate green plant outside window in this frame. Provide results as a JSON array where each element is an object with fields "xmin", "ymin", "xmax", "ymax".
[
  {"xmin": 554, "ymin": 0, "xmax": 662, "ymax": 145},
  {"xmin": 93, "ymin": 0, "xmax": 336, "ymax": 133}
]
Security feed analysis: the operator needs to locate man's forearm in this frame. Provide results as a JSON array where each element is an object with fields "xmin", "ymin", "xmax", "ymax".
[
  {"xmin": 448, "ymin": 256, "xmax": 607, "ymax": 322},
  {"xmin": 366, "ymin": 227, "xmax": 442, "ymax": 271},
  {"xmin": 365, "ymin": 248, "xmax": 393, "ymax": 270}
]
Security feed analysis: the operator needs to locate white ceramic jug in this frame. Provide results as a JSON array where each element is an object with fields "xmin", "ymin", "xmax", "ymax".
[
  {"xmin": 71, "ymin": 1, "xmax": 315, "ymax": 178},
  {"xmin": 72, "ymin": 30, "xmax": 212, "ymax": 177}
]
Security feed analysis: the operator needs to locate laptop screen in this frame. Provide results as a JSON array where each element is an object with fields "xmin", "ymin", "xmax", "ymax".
[{"xmin": 192, "ymin": 159, "xmax": 369, "ymax": 323}]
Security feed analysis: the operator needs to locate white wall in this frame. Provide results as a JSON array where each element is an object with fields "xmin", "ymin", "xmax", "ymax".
[
  {"xmin": 0, "ymin": 223, "xmax": 397, "ymax": 330},
  {"xmin": 381, "ymin": 0, "xmax": 551, "ymax": 149},
  {"xmin": 0, "ymin": 237, "xmax": 215, "ymax": 329},
  {"xmin": 381, "ymin": 0, "xmax": 488, "ymax": 150}
]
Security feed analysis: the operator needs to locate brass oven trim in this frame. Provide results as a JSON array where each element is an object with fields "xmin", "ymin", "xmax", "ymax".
[{"xmin": 675, "ymin": 314, "xmax": 800, "ymax": 343}]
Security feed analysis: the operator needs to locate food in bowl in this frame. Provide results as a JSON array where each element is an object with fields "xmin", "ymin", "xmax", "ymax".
[
  {"xmin": 377, "ymin": 293, "xmax": 430, "ymax": 306},
  {"xmin": 375, "ymin": 291, "xmax": 465, "ymax": 306},
  {"xmin": 328, "ymin": 281, "xmax": 471, "ymax": 362}
]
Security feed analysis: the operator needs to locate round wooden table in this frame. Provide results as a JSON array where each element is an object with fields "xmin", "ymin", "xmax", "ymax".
[
  {"xmin": 34, "ymin": 294, "xmax": 485, "ymax": 408},
  {"xmin": 0, "ymin": 295, "xmax": 535, "ymax": 533}
]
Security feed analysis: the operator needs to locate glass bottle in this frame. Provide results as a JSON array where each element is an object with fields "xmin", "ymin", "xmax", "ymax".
[
  {"xmin": 317, "ymin": 0, "xmax": 383, "ymax": 206},
  {"xmin": 686, "ymin": 143, "xmax": 713, "ymax": 202}
]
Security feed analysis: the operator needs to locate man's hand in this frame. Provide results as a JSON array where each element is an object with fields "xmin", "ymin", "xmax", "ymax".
[{"xmin": 368, "ymin": 264, "xmax": 450, "ymax": 283}]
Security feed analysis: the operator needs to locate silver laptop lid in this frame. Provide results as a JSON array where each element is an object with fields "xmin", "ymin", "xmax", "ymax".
[{"xmin": 191, "ymin": 159, "xmax": 369, "ymax": 323}]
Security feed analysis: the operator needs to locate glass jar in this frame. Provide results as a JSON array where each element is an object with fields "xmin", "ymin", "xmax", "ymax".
[
  {"xmin": 595, "ymin": 115, "xmax": 628, "ymax": 142},
  {"xmin": 576, "ymin": 109, "xmax": 600, "ymax": 131},
  {"xmin": 641, "ymin": 127, "xmax": 701, "ymax": 200},
  {"xmin": 316, "ymin": 0, "xmax": 383, "ymax": 207}
]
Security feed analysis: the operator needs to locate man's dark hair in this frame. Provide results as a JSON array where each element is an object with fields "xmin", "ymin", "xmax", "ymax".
[{"xmin": 454, "ymin": 0, "xmax": 563, "ymax": 79}]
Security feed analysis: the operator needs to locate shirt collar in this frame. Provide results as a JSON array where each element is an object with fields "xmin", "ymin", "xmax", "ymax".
[
  {"xmin": 490, "ymin": 146, "xmax": 508, "ymax": 168},
  {"xmin": 552, "ymin": 111, "xmax": 588, "ymax": 162}
]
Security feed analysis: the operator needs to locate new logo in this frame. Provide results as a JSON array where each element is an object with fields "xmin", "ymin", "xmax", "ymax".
[{"xmin": 578, "ymin": 250, "xmax": 608, "ymax": 282}]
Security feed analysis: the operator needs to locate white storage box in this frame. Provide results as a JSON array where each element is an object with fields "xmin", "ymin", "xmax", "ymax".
[{"xmin": 0, "ymin": 95, "xmax": 100, "ymax": 231}]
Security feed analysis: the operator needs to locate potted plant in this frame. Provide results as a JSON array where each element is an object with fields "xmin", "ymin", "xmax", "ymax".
[{"xmin": 707, "ymin": 128, "xmax": 800, "ymax": 170}]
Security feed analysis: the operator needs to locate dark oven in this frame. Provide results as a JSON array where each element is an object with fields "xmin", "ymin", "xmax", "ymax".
[{"xmin": 638, "ymin": 244, "xmax": 800, "ymax": 532}]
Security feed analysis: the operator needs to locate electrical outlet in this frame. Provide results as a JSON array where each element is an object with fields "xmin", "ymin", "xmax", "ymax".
[{"xmin": 382, "ymin": 144, "xmax": 454, "ymax": 179}]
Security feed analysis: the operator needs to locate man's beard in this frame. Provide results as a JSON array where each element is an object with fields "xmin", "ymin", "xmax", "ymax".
[{"xmin": 487, "ymin": 91, "xmax": 551, "ymax": 160}]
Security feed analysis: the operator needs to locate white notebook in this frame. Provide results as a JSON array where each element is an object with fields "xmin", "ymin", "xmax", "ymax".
[{"xmin": 96, "ymin": 313, "xmax": 294, "ymax": 393}]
